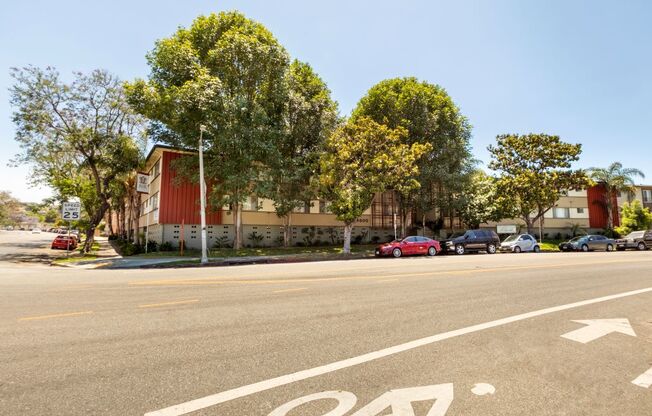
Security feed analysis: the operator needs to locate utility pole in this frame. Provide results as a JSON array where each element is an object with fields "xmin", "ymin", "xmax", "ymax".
[{"xmin": 199, "ymin": 125, "xmax": 208, "ymax": 264}]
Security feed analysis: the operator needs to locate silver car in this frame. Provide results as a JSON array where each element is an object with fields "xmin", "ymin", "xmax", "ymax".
[
  {"xmin": 562, "ymin": 234, "xmax": 616, "ymax": 252},
  {"xmin": 499, "ymin": 234, "xmax": 541, "ymax": 253}
]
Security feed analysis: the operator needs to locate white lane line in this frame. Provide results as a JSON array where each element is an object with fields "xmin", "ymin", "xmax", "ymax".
[
  {"xmin": 145, "ymin": 286, "xmax": 652, "ymax": 416},
  {"xmin": 632, "ymin": 366, "xmax": 652, "ymax": 388}
]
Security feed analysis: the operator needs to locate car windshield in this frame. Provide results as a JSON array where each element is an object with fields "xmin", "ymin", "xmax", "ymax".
[
  {"xmin": 503, "ymin": 235, "xmax": 519, "ymax": 243},
  {"xmin": 570, "ymin": 236, "xmax": 583, "ymax": 242},
  {"xmin": 627, "ymin": 231, "xmax": 644, "ymax": 239}
]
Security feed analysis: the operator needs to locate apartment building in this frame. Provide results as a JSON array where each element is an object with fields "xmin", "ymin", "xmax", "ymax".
[
  {"xmin": 135, "ymin": 146, "xmax": 400, "ymax": 249},
  {"xmin": 133, "ymin": 145, "xmax": 645, "ymax": 248}
]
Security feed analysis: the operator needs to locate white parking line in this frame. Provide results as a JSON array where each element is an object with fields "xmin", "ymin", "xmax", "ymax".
[{"xmin": 145, "ymin": 286, "xmax": 652, "ymax": 416}]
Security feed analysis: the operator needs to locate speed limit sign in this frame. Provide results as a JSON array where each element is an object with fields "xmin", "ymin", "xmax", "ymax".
[{"xmin": 62, "ymin": 202, "xmax": 81, "ymax": 221}]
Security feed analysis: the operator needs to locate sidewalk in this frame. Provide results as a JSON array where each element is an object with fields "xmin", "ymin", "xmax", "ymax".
[{"xmin": 53, "ymin": 250, "xmax": 376, "ymax": 269}]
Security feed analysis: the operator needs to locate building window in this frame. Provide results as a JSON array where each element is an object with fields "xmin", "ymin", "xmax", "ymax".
[
  {"xmin": 319, "ymin": 200, "xmax": 327, "ymax": 213},
  {"xmin": 576, "ymin": 208, "xmax": 585, "ymax": 214},
  {"xmin": 304, "ymin": 201, "xmax": 311, "ymax": 214},
  {"xmin": 150, "ymin": 192, "xmax": 159, "ymax": 210},
  {"xmin": 553, "ymin": 207, "xmax": 570, "ymax": 219},
  {"xmin": 149, "ymin": 158, "xmax": 161, "ymax": 181},
  {"xmin": 243, "ymin": 196, "xmax": 259, "ymax": 211},
  {"xmin": 643, "ymin": 190, "xmax": 652, "ymax": 203}
]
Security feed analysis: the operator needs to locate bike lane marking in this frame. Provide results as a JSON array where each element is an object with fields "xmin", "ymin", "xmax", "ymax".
[{"xmin": 145, "ymin": 286, "xmax": 652, "ymax": 416}]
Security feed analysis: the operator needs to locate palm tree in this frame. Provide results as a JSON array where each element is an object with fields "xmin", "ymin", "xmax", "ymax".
[{"xmin": 588, "ymin": 162, "xmax": 645, "ymax": 230}]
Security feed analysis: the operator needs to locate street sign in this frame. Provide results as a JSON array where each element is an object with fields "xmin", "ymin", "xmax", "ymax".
[
  {"xmin": 137, "ymin": 173, "xmax": 150, "ymax": 194},
  {"xmin": 62, "ymin": 202, "xmax": 81, "ymax": 221},
  {"xmin": 497, "ymin": 225, "xmax": 517, "ymax": 234}
]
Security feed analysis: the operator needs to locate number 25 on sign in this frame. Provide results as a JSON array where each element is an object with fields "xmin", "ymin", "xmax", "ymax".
[{"xmin": 62, "ymin": 202, "xmax": 81, "ymax": 220}]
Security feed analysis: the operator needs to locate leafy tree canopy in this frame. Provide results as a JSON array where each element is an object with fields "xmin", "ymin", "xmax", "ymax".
[
  {"xmin": 488, "ymin": 133, "xmax": 590, "ymax": 234},
  {"xmin": 126, "ymin": 11, "xmax": 291, "ymax": 249},
  {"xmin": 615, "ymin": 200, "xmax": 652, "ymax": 236},
  {"xmin": 350, "ymin": 77, "xmax": 474, "ymax": 231},
  {"xmin": 10, "ymin": 67, "xmax": 144, "ymax": 251},
  {"xmin": 588, "ymin": 162, "xmax": 645, "ymax": 230},
  {"xmin": 319, "ymin": 117, "xmax": 430, "ymax": 252}
]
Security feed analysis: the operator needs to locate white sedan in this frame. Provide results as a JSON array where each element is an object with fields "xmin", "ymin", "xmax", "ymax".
[{"xmin": 499, "ymin": 234, "xmax": 541, "ymax": 253}]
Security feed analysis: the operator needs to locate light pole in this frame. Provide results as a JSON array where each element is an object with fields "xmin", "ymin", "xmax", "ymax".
[{"xmin": 199, "ymin": 124, "xmax": 208, "ymax": 264}]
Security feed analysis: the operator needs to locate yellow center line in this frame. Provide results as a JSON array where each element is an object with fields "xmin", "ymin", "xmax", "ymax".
[
  {"xmin": 18, "ymin": 311, "xmax": 94, "ymax": 321},
  {"xmin": 273, "ymin": 287, "xmax": 308, "ymax": 294},
  {"xmin": 138, "ymin": 299, "xmax": 200, "ymax": 309},
  {"xmin": 127, "ymin": 258, "xmax": 652, "ymax": 288}
]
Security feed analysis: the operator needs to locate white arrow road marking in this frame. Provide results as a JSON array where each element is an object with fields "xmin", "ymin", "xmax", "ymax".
[
  {"xmin": 560, "ymin": 318, "xmax": 636, "ymax": 344},
  {"xmin": 471, "ymin": 383, "xmax": 496, "ymax": 396},
  {"xmin": 145, "ymin": 287, "xmax": 652, "ymax": 416},
  {"xmin": 350, "ymin": 384, "xmax": 454, "ymax": 416},
  {"xmin": 632, "ymin": 367, "xmax": 652, "ymax": 389}
]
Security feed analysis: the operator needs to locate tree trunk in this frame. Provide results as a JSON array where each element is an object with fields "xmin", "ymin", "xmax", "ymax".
[
  {"xmin": 342, "ymin": 222, "xmax": 353, "ymax": 254},
  {"xmin": 422, "ymin": 213, "xmax": 426, "ymax": 237},
  {"xmin": 120, "ymin": 200, "xmax": 127, "ymax": 238},
  {"xmin": 107, "ymin": 207, "xmax": 114, "ymax": 236},
  {"xmin": 83, "ymin": 202, "xmax": 109, "ymax": 253},
  {"xmin": 283, "ymin": 213, "xmax": 292, "ymax": 247},
  {"xmin": 606, "ymin": 192, "xmax": 614, "ymax": 230},
  {"xmin": 233, "ymin": 202, "xmax": 243, "ymax": 250},
  {"xmin": 524, "ymin": 216, "xmax": 534, "ymax": 236}
]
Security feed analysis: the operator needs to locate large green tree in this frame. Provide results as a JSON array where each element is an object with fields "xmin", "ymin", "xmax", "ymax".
[
  {"xmin": 351, "ymin": 77, "xmax": 473, "ymax": 235},
  {"xmin": 488, "ymin": 134, "xmax": 590, "ymax": 236},
  {"xmin": 126, "ymin": 11, "xmax": 290, "ymax": 249},
  {"xmin": 615, "ymin": 200, "xmax": 652, "ymax": 236},
  {"xmin": 0, "ymin": 191, "xmax": 21, "ymax": 225},
  {"xmin": 587, "ymin": 162, "xmax": 645, "ymax": 230},
  {"xmin": 319, "ymin": 117, "xmax": 430, "ymax": 253},
  {"xmin": 10, "ymin": 67, "xmax": 144, "ymax": 252},
  {"xmin": 456, "ymin": 170, "xmax": 514, "ymax": 229},
  {"xmin": 260, "ymin": 60, "xmax": 339, "ymax": 246}
]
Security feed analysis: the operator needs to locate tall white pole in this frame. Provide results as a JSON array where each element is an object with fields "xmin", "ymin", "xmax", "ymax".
[{"xmin": 199, "ymin": 125, "xmax": 208, "ymax": 264}]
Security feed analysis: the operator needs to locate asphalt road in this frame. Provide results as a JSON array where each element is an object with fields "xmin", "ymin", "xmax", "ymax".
[
  {"xmin": 1, "ymin": 242, "xmax": 651, "ymax": 415},
  {"xmin": 0, "ymin": 230, "xmax": 68, "ymax": 264}
]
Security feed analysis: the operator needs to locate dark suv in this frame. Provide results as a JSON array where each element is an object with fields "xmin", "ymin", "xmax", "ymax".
[
  {"xmin": 443, "ymin": 229, "xmax": 501, "ymax": 255},
  {"xmin": 616, "ymin": 230, "xmax": 652, "ymax": 251}
]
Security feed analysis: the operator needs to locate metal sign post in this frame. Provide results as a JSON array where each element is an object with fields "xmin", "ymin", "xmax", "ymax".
[{"xmin": 62, "ymin": 202, "xmax": 81, "ymax": 257}]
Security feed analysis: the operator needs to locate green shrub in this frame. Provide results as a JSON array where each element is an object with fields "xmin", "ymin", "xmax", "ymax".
[
  {"xmin": 213, "ymin": 235, "xmax": 231, "ymax": 248},
  {"xmin": 159, "ymin": 241, "xmax": 175, "ymax": 251},
  {"xmin": 248, "ymin": 231, "xmax": 265, "ymax": 248}
]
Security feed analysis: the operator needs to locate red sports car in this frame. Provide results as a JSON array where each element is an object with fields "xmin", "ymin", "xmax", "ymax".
[
  {"xmin": 51, "ymin": 235, "xmax": 78, "ymax": 250},
  {"xmin": 375, "ymin": 236, "xmax": 441, "ymax": 258}
]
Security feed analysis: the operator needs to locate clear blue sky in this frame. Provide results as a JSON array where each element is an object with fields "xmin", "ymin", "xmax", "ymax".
[{"xmin": 1, "ymin": 0, "xmax": 650, "ymax": 202}]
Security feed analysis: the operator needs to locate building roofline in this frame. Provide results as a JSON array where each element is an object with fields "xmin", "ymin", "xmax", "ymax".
[{"xmin": 144, "ymin": 144, "xmax": 196, "ymax": 162}]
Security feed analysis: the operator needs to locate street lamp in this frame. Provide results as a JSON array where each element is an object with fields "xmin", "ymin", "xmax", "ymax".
[{"xmin": 199, "ymin": 124, "xmax": 208, "ymax": 264}]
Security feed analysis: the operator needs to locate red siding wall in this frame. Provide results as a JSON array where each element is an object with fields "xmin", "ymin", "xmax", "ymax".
[
  {"xmin": 159, "ymin": 151, "xmax": 222, "ymax": 225},
  {"xmin": 587, "ymin": 185, "xmax": 620, "ymax": 229}
]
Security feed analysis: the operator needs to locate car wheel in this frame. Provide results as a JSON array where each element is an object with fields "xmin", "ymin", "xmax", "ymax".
[
  {"xmin": 637, "ymin": 242, "xmax": 646, "ymax": 251},
  {"xmin": 455, "ymin": 244, "xmax": 465, "ymax": 255},
  {"xmin": 533, "ymin": 245, "xmax": 541, "ymax": 253},
  {"xmin": 487, "ymin": 244, "xmax": 497, "ymax": 254},
  {"xmin": 606, "ymin": 244, "xmax": 614, "ymax": 252},
  {"xmin": 427, "ymin": 246, "xmax": 437, "ymax": 256},
  {"xmin": 581, "ymin": 244, "xmax": 589, "ymax": 252},
  {"xmin": 392, "ymin": 248, "xmax": 402, "ymax": 258},
  {"xmin": 514, "ymin": 246, "xmax": 522, "ymax": 253}
]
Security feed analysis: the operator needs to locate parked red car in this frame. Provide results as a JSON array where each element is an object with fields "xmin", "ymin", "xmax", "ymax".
[
  {"xmin": 375, "ymin": 236, "xmax": 441, "ymax": 258},
  {"xmin": 51, "ymin": 235, "xmax": 78, "ymax": 250}
]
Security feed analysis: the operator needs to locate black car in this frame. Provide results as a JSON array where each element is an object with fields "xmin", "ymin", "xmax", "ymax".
[
  {"xmin": 616, "ymin": 230, "xmax": 652, "ymax": 251},
  {"xmin": 442, "ymin": 229, "xmax": 501, "ymax": 255}
]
